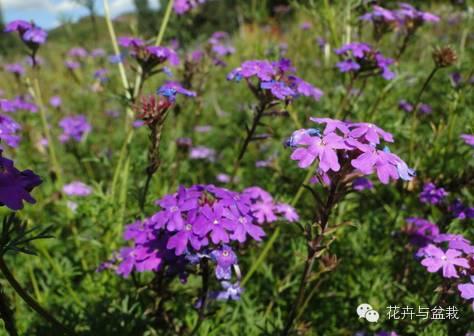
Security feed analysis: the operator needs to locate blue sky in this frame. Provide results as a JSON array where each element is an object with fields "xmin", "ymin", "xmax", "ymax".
[{"xmin": 2, "ymin": 0, "xmax": 160, "ymax": 29}]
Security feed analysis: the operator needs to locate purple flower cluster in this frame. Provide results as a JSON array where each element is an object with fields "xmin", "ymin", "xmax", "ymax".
[
  {"xmin": 4, "ymin": 20, "xmax": 48, "ymax": 48},
  {"xmin": 288, "ymin": 118, "xmax": 413, "ymax": 185},
  {"xmin": 335, "ymin": 43, "xmax": 395, "ymax": 80},
  {"xmin": 174, "ymin": 0, "xmax": 206, "ymax": 14},
  {"xmin": 419, "ymin": 182, "xmax": 448, "ymax": 205},
  {"xmin": 0, "ymin": 153, "xmax": 42, "ymax": 210},
  {"xmin": 4, "ymin": 63, "xmax": 25, "ymax": 76},
  {"xmin": 228, "ymin": 59, "xmax": 323, "ymax": 102},
  {"xmin": 405, "ymin": 217, "xmax": 474, "ymax": 309},
  {"xmin": 360, "ymin": 3, "xmax": 439, "ymax": 33},
  {"xmin": 118, "ymin": 36, "xmax": 179, "ymax": 70},
  {"xmin": 59, "ymin": 115, "xmax": 91, "ymax": 143},
  {"xmin": 0, "ymin": 114, "xmax": 21, "ymax": 148},
  {"xmin": 0, "ymin": 96, "xmax": 38, "ymax": 113},
  {"xmin": 111, "ymin": 185, "xmax": 297, "ymax": 300},
  {"xmin": 208, "ymin": 32, "xmax": 235, "ymax": 66},
  {"xmin": 449, "ymin": 199, "xmax": 474, "ymax": 220}
]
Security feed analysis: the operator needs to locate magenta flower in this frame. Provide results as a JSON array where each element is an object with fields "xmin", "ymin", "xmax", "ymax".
[{"xmin": 420, "ymin": 244, "xmax": 469, "ymax": 278}]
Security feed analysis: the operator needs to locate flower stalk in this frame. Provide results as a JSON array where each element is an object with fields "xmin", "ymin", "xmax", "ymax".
[{"xmin": 0, "ymin": 256, "xmax": 75, "ymax": 336}]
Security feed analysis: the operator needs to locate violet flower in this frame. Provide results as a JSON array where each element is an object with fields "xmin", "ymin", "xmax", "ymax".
[
  {"xmin": 0, "ymin": 154, "xmax": 42, "ymax": 210},
  {"xmin": 108, "ymin": 184, "xmax": 295, "ymax": 302},
  {"xmin": 0, "ymin": 115, "xmax": 21, "ymax": 148},
  {"xmin": 228, "ymin": 58, "xmax": 323, "ymax": 102},
  {"xmin": 288, "ymin": 118, "xmax": 413, "ymax": 185},
  {"xmin": 58, "ymin": 115, "xmax": 91, "ymax": 143},
  {"xmin": 419, "ymin": 182, "xmax": 448, "ymax": 205},
  {"xmin": 420, "ymin": 244, "xmax": 469, "ymax": 278},
  {"xmin": 461, "ymin": 134, "xmax": 474, "ymax": 148},
  {"xmin": 335, "ymin": 42, "xmax": 395, "ymax": 80}
]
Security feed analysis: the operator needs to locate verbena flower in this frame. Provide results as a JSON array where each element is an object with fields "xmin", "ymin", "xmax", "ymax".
[
  {"xmin": 352, "ymin": 177, "xmax": 373, "ymax": 191},
  {"xmin": 0, "ymin": 114, "xmax": 21, "ymax": 148},
  {"xmin": 62, "ymin": 181, "xmax": 92, "ymax": 197},
  {"xmin": 208, "ymin": 31, "xmax": 235, "ymax": 66},
  {"xmin": 59, "ymin": 115, "xmax": 91, "ymax": 143},
  {"xmin": 461, "ymin": 134, "xmax": 474, "ymax": 148},
  {"xmin": 189, "ymin": 146, "xmax": 216, "ymax": 162},
  {"xmin": 360, "ymin": 3, "xmax": 439, "ymax": 36},
  {"xmin": 420, "ymin": 244, "xmax": 469, "ymax": 278},
  {"xmin": 118, "ymin": 36, "xmax": 179, "ymax": 71},
  {"xmin": 287, "ymin": 118, "xmax": 413, "ymax": 185},
  {"xmin": 458, "ymin": 277, "xmax": 474, "ymax": 310},
  {"xmin": 4, "ymin": 63, "xmax": 25, "ymax": 76},
  {"xmin": 68, "ymin": 47, "xmax": 88, "ymax": 58},
  {"xmin": 449, "ymin": 199, "xmax": 474, "ymax": 220},
  {"xmin": 49, "ymin": 96, "xmax": 62, "ymax": 108},
  {"xmin": 0, "ymin": 153, "xmax": 42, "ymax": 210},
  {"xmin": 227, "ymin": 58, "xmax": 323, "ymax": 102},
  {"xmin": 405, "ymin": 217, "xmax": 439, "ymax": 247},
  {"xmin": 5, "ymin": 20, "xmax": 47, "ymax": 50},
  {"xmin": 90, "ymin": 48, "xmax": 106, "ymax": 58},
  {"xmin": 109, "ymin": 184, "xmax": 297, "ymax": 301},
  {"xmin": 398, "ymin": 100, "xmax": 413, "ymax": 113},
  {"xmin": 419, "ymin": 182, "xmax": 448, "ymax": 205},
  {"xmin": 65, "ymin": 60, "xmax": 80, "ymax": 70},
  {"xmin": 335, "ymin": 42, "xmax": 395, "ymax": 80},
  {"xmin": 174, "ymin": 0, "xmax": 206, "ymax": 14}
]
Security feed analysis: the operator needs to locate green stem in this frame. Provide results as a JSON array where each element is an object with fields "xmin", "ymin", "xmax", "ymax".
[
  {"xmin": 30, "ymin": 77, "xmax": 63, "ymax": 186},
  {"xmin": 0, "ymin": 257, "xmax": 75, "ymax": 336},
  {"xmin": 155, "ymin": 0, "xmax": 175, "ymax": 46},
  {"xmin": 189, "ymin": 258, "xmax": 210, "ymax": 336},
  {"xmin": 0, "ymin": 282, "xmax": 18, "ymax": 336}
]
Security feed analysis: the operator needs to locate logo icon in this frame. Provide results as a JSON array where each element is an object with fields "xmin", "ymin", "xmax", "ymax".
[{"xmin": 357, "ymin": 303, "xmax": 379, "ymax": 323}]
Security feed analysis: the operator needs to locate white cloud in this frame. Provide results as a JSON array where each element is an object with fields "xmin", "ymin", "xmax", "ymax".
[
  {"xmin": 3, "ymin": 0, "xmax": 51, "ymax": 11},
  {"xmin": 108, "ymin": 0, "xmax": 134, "ymax": 16}
]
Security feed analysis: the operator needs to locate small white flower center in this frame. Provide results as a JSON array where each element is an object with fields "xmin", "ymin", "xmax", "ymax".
[
  {"xmin": 170, "ymin": 206, "xmax": 179, "ymax": 212},
  {"xmin": 213, "ymin": 219, "xmax": 219, "ymax": 225},
  {"xmin": 441, "ymin": 255, "xmax": 447, "ymax": 261},
  {"xmin": 222, "ymin": 251, "xmax": 229, "ymax": 257},
  {"xmin": 239, "ymin": 217, "xmax": 247, "ymax": 224},
  {"xmin": 185, "ymin": 224, "xmax": 192, "ymax": 231}
]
